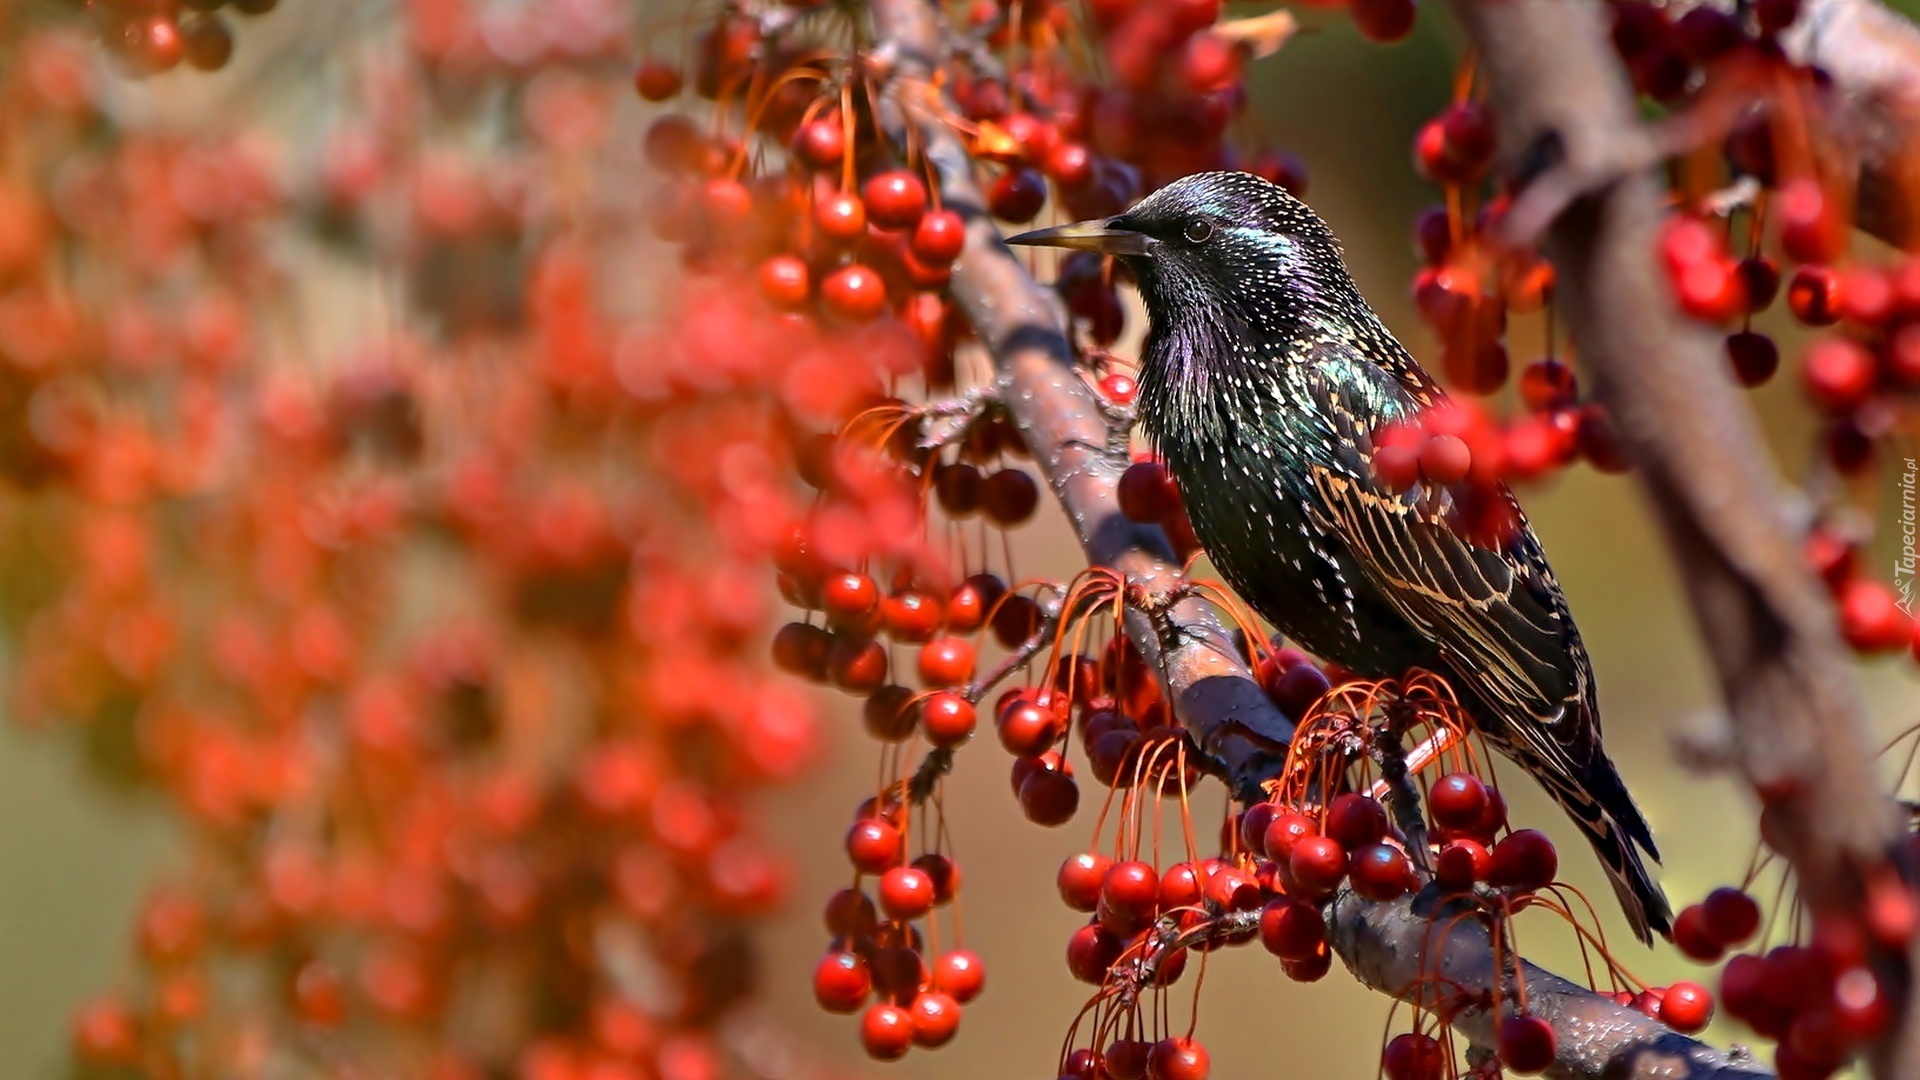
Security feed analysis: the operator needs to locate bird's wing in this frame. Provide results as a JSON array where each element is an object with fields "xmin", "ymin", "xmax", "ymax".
[{"xmin": 1290, "ymin": 346, "xmax": 1601, "ymax": 772}]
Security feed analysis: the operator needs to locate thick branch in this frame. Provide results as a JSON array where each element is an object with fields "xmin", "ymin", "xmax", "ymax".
[
  {"xmin": 869, "ymin": 0, "xmax": 1291, "ymax": 801},
  {"xmin": 1452, "ymin": 0, "xmax": 1909, "ymax": 1073},
  {"xmin": 1330, "ymin": 889, "xmax": 1772, "ymax": 1080},
  {"xmin": 866, "ymin": 2, "xmax": 1765, "ymax": 1075}
]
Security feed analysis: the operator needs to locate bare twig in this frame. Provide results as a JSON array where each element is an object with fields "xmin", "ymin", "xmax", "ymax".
[{"xmin": 1451, "ymin": 0, "xmax": 1909, "ymax": 1075}]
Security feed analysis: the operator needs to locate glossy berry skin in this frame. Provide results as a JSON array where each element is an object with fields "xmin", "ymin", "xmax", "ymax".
[
  {"xmin": 1429, "ymin": 773, "xmax": 1490, "ymax": 831},
  {"xmin": 863, "ymin": 170, "xmax": 928, "ymax": 229},
  {"xmin": 909, "ymin": 991, "xmax": 961, "ymax": 1047},
  {"xmin": 1383, "ymin": 1032, "xmax": 1447, "ymax": 1080},
  {"xmin": 1703, "ymin": 886, "xmax": 1762, "ymax": 944},
  {"xmin": 1011, "ymin": 171, "xmax": 1670, "ymax": 943},
  {"xmin": 1147, "ymin": 1036, "xmax": 1209, "ymax": 1080},
  {"xmin": 921, "ymin": 692, "xmax": 976, "ymax": 748},
  {"xmin": 931, "ymin": 949, "xmax": 984, "ymax": 1002},
  {"xmin": 861, "ymin": 1003, "xmax": 915, "ymax": 1060},
  {"xmin": 1287, "ymin": 836, "xmax": 1348, "ymax": 899},
  {"xmin": 813, "ymin": 951, "xmax": 871, "ymax": 1013},
  {"xmin": 1659, "ymin": 981, "xmax": 1714, "ymax": 1033},
  {"xmin": 1498, "ymin": 1014, "xmax": 1557, "ymax": 1074},
  {"xmin": 1058, "ymin": 852, "xmax": 1112, "ymax": 912}
]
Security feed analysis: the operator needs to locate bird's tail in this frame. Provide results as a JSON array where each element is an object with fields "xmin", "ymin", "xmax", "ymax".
[{"xmin": 1532, "ymin": 755, "xmax": 1672, "ymax": 945}]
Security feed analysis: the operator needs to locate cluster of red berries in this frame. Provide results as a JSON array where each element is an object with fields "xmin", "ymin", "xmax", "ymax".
[
  {"xmin": 82, "ymin": 0, "xmax": 282, "ymax": 74},
  {"xmin": 1667, "ymin": 878, "xmax": 1912, "ymax": 1079},
  {"xmin": 1047, "ymin": 753, "xmax": 1592, "ymax": 1080},
  {"xmin": 0, "ymin": 5, "xmax": 893, "ymax": 1079}
]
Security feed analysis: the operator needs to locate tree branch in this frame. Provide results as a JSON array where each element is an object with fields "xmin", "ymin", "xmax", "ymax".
[
  {"xmin": 865, "ymin": 2, "xmax": 1767, "ymax": 1075},
  {"xmin": 1451, "ymin": 0, "xmax": 1909, "ymax": 1074},
  {"xmin": 1329, "ymin": 888, "xmax": 1772, "ymax": 1080}
]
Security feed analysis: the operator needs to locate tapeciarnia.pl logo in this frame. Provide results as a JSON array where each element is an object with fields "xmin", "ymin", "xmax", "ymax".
[{"xmin": 1898, "ymin": 457, "xmax": 1916, "ymax": 617}]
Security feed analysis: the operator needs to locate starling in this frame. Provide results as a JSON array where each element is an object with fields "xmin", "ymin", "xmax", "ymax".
[{"xmin": 1009, "ymin": 171, "xmax": 1671, "ymax": 942}]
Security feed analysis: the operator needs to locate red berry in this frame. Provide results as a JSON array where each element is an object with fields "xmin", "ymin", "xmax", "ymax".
[
  {"xmin": 828, "ymin": 635, "xmax": 889, "ymax": 694},
  {"xmin": 921, "ymin": 692, "xmax": 977, "ymax": 748},
  {"xmin": 815, "ymin": 192, "xmax": 868, "ymax": 242},
  {"xmin": 931, "ymin": 949, "xmax": 984, "ymax": 1002},
  {"xmin": 998, "ymin": 697, "xmax": 1064, "ymax": 756},
  {"xmin": 1429, "ymin": 772, "xmax": 1489, "ymax": 831},
  {"xmin": 916, "ymin": 636, "xmax": 976, "ymax": 686},
  {"xmin": 1832, "ymin": 965, "xmax": 1890, "ymax": 1041},
  {"xmin": 1238, "ymin": 802, "xmax": 1280, "ymax": 856},
  {"xmin": 1489, "ymin": 829, "xmax": 1557, "ymax": 892},
  {"xmin": 1158, "ymin": 861, "xmax": 1205, "ymax": 909},
  {"xmin": 813, "ymin": 951, "xmax": 872, "ymax": 1013},
  {"xmin": 792, "ymin": 117, "xmax": 846, "ymax": 170},
  {"xmin": 1725, "ymin": 330, "xmax": 1780, "ymax": 387},
  {"xmin": 1352, "ymin": 0, "xmax": 1417, "ymax": 44},
  {"xmin": 1117, "ymin": 459, "xmax": 1181, "ymax": 523},
  {"xmin": 1382, "ymin": 1032, "xmax": 1446, "ymax": 1080},
  {"xmin": 909, "ymin": 991, "xmax": 961, "ymax": 1047},
  {"xmin": 1105, "ymin": 1038, "xmax": 1152, "ymax": 1080},
  {"xmin": 1702, "ymin": 887, "xmax": 1761, "ymax": 945},
  {"xmin": 1262, "ymin": 811, "xmax": 1319, "ymax": 864},
  {"xmin": 1659, "ymin": 981, "xmax": 1714, "ymax": 1033},
  {"xmin": 823, "ymin": 572, "xmax": 879, "ymax": 624},
  {"xmin": 989, "ymin": 167, "xmax": 1049, "ymax": 224},
  {"xmin": 1802, "ymin": 338, "xmax": 1877, "ymax": 412},
  {"xmin": 1519, "ymin": 359, "xmax": 1577, "ymax": 412},
  {"xmin": 1258, "ymin": 897, "xmax": 1326, "ymax": 961},
  {"xmin": 1324, "ymin": 793, "xmax": 1387, "ymax": 849},
  {"xmin": 846, "ymin": 817, "xmax": 905, "ymax": 873},
  {"xmin": 862, "ymin": 684, "xmax": 919, "ymax": 742},
  {"xmin": 1100, "ymin": 860, "xmax": 1160, "ymax": 931},
  {"xmin": 1349, "ymin": 843, "xmax": 1415, "ymax": 901},
  {"xmin": 1018, "ymin": 762, "xmax": 1080, "ymax": 825},
  {"xmin": 879, "ymin": 866, "xmax": 935, "ymax": 919},
  {"xmin": 911, "ymin": 210, "xmax": 967, "ymax": 265},
  {"xmin": 1282, "ymin": 945, "xmax": 1333, "ymax": 982},
  {"xmin": 1434, "ymin": 839, "xmax": 1489, "ymax": 891},
  {"xmin": 1675, "ymin": 257, "xmax": 1745, "ymax": 322},
  {"xmin": 1147, "ymin": 1036, "xmax": 1209, "ymax": 1080},
  {"xmin": 1497, "ymin": 1014, "xmax": 1556, "ymax": 1074},
  {"xmin": 758, "ymin": 255, "xmax": 811, "ymax": 310},
  {"xmin": 1739, "ymin": 255, "xmax": 1782, "ymax": 311},
  {"xmin": 1288, "ymin": 836, "xmax": 1349, "ymax": 899},
  {"xmin": 1779, "ymin": 178, "xmax": 1843, "ymax": 264},
  {"xmin": 860, "ymin": 1003, "xmax": 915, "ymax": 1060},
  {"xmin": 1059, "ymin": 852, "xmax": 1113, "ymax": 912},
  {"xmin": 1787, "ymin": 265, "xmax": 1845, "ymax": 326},
  {"xmin": 634, "ymin": 61, "xmax": 682, "ymax": 101},
  {"xmin": 1839, "ymin": 578, "xmax": 1911, "ymax": 652},
  {"xmin": 1066, "ymin": 922, "xmax": 1124, "ymax": 984},
  {"xmin": 864, "ymin": 170, "xmax": 929, "ymax": 230},
  {"xmin": 1672, "ymin": 904, "xmax": 1725, "ymax": 962},
  {"xmin": 981, "ymin": 468, "xmax": 1040, "ymax": 526},
  {"xmin": 1270, "ymin": 663, "xmax": 1331, "ymax": 719},
  {"xmin": 1419, "ymin": 433, "xmax": 1473, "ymax": 484},
  {"xmin": 1203, "ymin": 865, "xmax": 1262, "ymax": 911},
  {"xmin": 821, "ymin": 264, "xmax": 889, "ymax": 323}
]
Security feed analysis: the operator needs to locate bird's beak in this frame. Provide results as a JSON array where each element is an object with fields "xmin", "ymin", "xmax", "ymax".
[{"xmin": 1005, "ymin": 219, "xmax": 1154, "ymax": 257}]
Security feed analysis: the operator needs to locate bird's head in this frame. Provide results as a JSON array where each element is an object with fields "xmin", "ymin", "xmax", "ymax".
[{"xmin": 1007, "ymin": 170, "xmax": 1364, "ymax": 339}]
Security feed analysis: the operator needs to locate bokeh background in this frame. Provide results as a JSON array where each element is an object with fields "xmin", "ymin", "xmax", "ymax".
[{"xmin": 3, "ymin": 4, "xmax": 1918, "ymax": 1078}]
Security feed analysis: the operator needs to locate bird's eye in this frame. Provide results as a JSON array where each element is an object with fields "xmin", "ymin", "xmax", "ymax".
[{"xmin": 1182, "ymin": 219, "xmax": 1214, "ymax": 244}]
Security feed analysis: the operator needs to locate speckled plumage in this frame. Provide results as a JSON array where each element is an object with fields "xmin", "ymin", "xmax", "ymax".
[{"xmin": 1015, "ymin": 172, "xmax": 1671, "ymax": 942}]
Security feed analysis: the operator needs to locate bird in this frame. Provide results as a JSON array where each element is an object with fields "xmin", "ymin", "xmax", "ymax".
[{"xmin": 1008, "ymin": 170, "xmax": 1671, "ymax": 943}]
